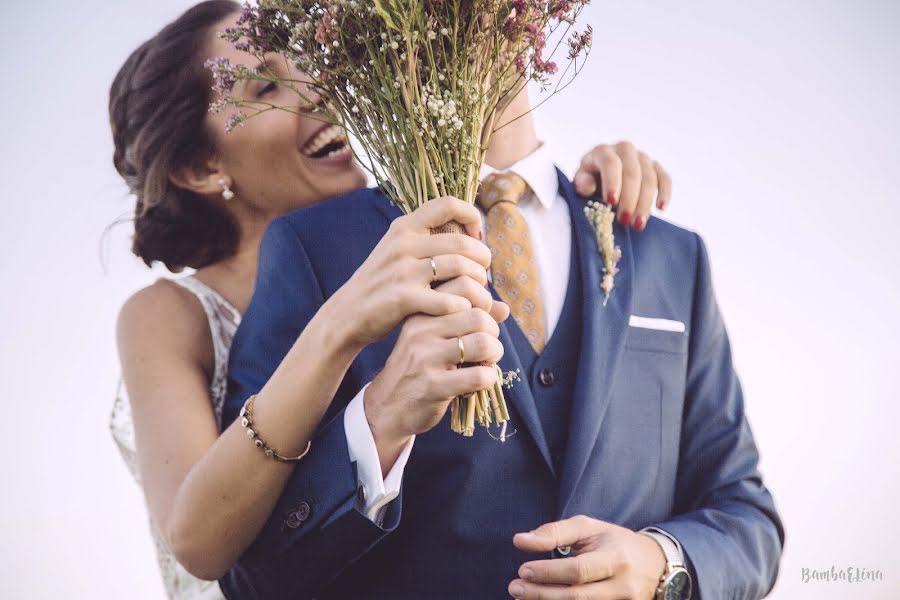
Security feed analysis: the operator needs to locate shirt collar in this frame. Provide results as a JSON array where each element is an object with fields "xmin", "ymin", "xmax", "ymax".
[{"xmin": 479, "ymin": 141, "xmax": 559, "ymax": 210}]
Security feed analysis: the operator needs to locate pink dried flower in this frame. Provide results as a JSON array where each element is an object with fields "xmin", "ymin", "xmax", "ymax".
[
  {"xmin": 204, "ymin": 57, "xmax": 237, "ymax": 95},
  {"xmin": 568, "ymin": 24, "xmax": 593, "ymax": 60}
]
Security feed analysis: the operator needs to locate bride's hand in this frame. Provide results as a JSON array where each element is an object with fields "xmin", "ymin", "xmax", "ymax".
[
  {"xmin": 333, "ymin": 195, "xmax": 500, "ymax": 349},
  {"xmin": 572, "ymin": 140, "xmax": 673, "ymax": 231}
]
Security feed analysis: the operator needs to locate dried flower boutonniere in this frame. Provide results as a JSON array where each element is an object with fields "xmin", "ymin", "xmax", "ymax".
[{"xmin": 584, "ymin": 200, "xmax": 622, "ymax": 306}]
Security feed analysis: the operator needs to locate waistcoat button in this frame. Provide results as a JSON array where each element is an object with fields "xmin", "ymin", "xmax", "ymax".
[{"xmin": 538, "ymin": 368, "xmax": 556, "ymax": 387}]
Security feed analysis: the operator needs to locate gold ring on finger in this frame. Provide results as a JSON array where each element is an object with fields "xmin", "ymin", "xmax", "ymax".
[
  {"xmin": 457, "ymin": 336, "xmax": 465, "ymax": 367},
  {"xmin": 430, "ymin": 257, "xmax": 438, "ymax": 283}
]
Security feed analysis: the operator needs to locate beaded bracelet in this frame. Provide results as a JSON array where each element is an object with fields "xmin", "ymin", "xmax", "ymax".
[{"xmin": 239, "ymin": 394, "xmax": 312, "ymax": 462}]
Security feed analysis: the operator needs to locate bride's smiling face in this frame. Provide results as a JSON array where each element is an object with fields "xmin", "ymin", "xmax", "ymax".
[{"xmin": 204, "ymin": 14, "xmax": 367, "ymax": 214}]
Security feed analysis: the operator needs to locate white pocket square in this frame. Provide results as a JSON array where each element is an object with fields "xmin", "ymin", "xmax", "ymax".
[{"xmin": 628, "ymin": 315, "xmax": 686, "ymax": 333}]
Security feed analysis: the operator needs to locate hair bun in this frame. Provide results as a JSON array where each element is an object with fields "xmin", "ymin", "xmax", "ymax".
[{"xmin": 108, "ymin": 0, "xmax": 240, "ymax": 272}]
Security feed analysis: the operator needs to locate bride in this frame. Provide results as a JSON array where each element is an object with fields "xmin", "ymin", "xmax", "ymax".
[{"xmin": 109, "ymin": 1, "xmax": 675, "ymax": 597}]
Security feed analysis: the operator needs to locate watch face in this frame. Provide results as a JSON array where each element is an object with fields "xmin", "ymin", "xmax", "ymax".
[{"xmin": 664, "ymin": 569, "xmax": 692, "ymax": 600}]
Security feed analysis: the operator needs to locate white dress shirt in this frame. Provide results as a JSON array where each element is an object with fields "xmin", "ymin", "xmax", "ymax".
[{"xmin": 340, "ymin": 143, "xmax": 686, "ymax": 573}]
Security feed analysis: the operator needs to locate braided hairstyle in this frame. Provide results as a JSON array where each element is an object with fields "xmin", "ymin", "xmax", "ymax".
[{"xmin": 109, "ymin": 0, "xmax": 241, "ymax": 272}]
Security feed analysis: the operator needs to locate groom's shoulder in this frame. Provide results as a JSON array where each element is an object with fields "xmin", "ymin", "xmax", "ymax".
[
  {"xmin": 272, "ymin": 186, "xmax": 395, "ymax": 249},
  {"xmin": 639, "ymin": 214, "xmax": 699, "ymax": 252},
  {"xmin": 630, "ymin": 214, "xmax": 706, "ymax": 280},
  {"xmin": 280, "ymin": 186, "xmax": 390, "ymax": 230}
]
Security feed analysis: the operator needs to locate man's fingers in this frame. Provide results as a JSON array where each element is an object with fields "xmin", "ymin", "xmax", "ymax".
[
  {"xmin": 519, "ymin": 553, "xmax": 615, "ymax": 586},
  {"xmin": 508, "ymin": 578, "xmax": 621, "ymax": 600},
  {"xmin": 488, "ymin": 298, "xmax": 510, "ymax": 324},
  {"xmin": 433, "ymin": 365, "xmax": 501, "ymax": 398},
  {"xmin": 422, "ymin": 308, "xmax": 500, "ymax": 343},
  {"xmin": 513, "ymin": 515, "xmax": 601, "ymax": 553}
]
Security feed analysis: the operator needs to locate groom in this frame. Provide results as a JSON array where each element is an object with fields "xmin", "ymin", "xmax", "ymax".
[{"xmin": 219, "ymin": 93, "xmax": 783, "ymax": 599}]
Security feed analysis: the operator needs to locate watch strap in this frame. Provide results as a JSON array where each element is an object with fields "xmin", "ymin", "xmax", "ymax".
[{"xmin": 639, "ymin": 527, "xmax": 685, "ymax": 568}]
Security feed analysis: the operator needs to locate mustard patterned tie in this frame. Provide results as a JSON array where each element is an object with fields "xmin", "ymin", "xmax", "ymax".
[{"xmin": 478, "ymin": 172, "xmax": 546, "ymax": 354}]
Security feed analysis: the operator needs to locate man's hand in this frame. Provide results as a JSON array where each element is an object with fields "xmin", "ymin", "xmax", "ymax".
[
  {"xmin": 572, "ymin": 141, "xmax": 672, "ymax": 232},
  {"xmin": 364, "ymin": 275, "xmax": 509, "ymax": 476},
  {"xmin": 509, "ymin": 515, "xmax": 666, "ymax": 600}
]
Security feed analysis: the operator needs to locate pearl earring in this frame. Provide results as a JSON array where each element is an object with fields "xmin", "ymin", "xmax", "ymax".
[{"xmin": 218, "ymin": 178, "xmax": 235, "ymax": 201}]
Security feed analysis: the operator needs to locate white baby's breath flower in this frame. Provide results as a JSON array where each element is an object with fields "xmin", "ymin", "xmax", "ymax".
[{"xmin": 584, "ymin": 200, "xmax": 622, "ymax": 305}]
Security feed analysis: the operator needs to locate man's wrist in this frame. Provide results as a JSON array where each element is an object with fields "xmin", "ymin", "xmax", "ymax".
[
  {"xmin": 639, "ymin": 527, "xmax": 685, "ymax": 567},
  {"xmin": 344, "ymin": 386, "xmax": 413, "ymax": 523},
  {"xmin": 636, "ymin": 530, "xmax": 669, "ymax": 585},
  {"xmin": 363, "ymin": 379, "xmax": 412, "ymax": 477},
  {"xmin": 638, "ymin": 527, "xmax": 692, "ymax": 599}
]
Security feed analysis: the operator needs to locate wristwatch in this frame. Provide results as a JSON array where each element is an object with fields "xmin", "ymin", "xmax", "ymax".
[{"xmin": 639, "ymin": 528, "xmax": 692, "ymax": 600}]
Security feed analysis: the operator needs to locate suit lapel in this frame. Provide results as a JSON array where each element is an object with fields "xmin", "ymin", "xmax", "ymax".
[{"xmin": 556, "ymin": 170, "xmax": 635, "ymax": 517}]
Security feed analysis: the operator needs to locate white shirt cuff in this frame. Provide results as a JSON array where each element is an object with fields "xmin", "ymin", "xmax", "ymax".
[{"xmin": 343, "ymin": 382, "xmax": 415, "ymax": 523}]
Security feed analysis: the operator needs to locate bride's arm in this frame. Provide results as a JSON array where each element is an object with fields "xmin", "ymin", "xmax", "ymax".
[{"xmin": 118, "ymin": 198, "xmax": 492, "ymax": 581}]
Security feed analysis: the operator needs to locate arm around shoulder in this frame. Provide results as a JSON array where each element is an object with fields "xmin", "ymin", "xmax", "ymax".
[{"xmin": 220, "ymin": 216, "xmax": 407, "ymax": 597}]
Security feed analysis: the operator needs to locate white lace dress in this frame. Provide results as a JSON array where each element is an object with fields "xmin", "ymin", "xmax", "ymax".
[{"xmin": 109, "ymin": 276, "xmax": 242, "ymax": 599}]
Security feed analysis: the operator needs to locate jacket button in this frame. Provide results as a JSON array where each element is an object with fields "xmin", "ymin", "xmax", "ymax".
[
  {"xmin": 285, "ymin": 502, "xmax": 311, "ymax": 530},
  {"xmin": 538, "ymin": 368, "xmax": 556, "ymax": 387}
]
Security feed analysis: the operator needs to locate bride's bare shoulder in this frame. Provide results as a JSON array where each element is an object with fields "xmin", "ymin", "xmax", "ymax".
[{"xmin": 116, "ymin": 278, "xmax": 211, "ymax": 358}]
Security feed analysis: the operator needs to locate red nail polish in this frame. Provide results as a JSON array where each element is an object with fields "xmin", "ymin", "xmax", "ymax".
[
  {"xmin": 633, "ymin": 215, "xmax": 644, "ymax": 231},
  {"xmin": 607, "ymin": 192, "xmax": 617, "ymax": 206},
  {"xmin": 619, "ymin": 210, "xmax": 632, "ymax": 226}
]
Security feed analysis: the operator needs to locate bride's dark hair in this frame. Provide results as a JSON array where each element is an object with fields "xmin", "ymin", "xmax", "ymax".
[{"xmin": 109, "ymin": 0, "xmax": 241, "ymax": 273}]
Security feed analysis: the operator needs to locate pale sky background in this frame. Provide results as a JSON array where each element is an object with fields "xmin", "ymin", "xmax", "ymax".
[{"xmin": 1, "ymin": 0, "xmax": 898, "ymax": 598}]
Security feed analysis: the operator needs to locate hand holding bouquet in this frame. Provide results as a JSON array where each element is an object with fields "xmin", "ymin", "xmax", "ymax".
[{"xmin": 208, "ymin": 0, "xmax": 592, "ymax": 437}]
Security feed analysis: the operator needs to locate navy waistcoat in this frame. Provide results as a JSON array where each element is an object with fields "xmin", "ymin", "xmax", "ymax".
[{"xmin": 500, "ymin": 228, "xmax": 583, "ymax": 478}]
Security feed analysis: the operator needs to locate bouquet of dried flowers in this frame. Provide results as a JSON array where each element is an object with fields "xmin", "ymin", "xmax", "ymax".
[{"xmin": 208, "ymin": 0, "xmax": 592, "ymax": 438}]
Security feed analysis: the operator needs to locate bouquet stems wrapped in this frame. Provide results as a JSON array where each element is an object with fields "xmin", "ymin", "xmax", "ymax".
[{"xmin": 209, "ymin": 0, "xmax": 592, "ymax": 437}]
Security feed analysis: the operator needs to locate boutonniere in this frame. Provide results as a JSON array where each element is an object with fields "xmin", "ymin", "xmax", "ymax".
[{"xmin": 584, "ymin": 200, "xmax": 622, "ymax": 306}]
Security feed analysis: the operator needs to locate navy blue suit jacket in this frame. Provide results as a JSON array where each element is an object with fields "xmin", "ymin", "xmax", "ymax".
[{"xmin": 219, "ymin": 171, "xmax": 784, "ymax": 599}]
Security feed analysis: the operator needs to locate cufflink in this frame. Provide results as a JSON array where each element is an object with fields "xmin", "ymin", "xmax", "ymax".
[{"xmin": 283, "ymin": 501, "xmax": 311, "ymax": 531}]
